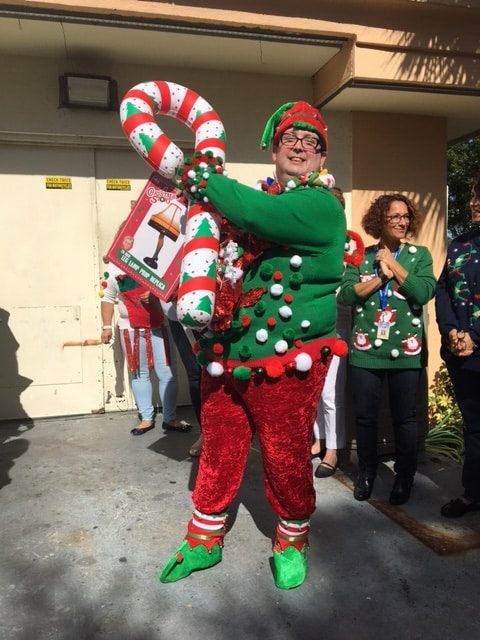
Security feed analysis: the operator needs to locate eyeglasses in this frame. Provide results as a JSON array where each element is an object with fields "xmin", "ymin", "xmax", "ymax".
[
  {"xmin": 279, "ymin": 133, "xmax": 321, "ymax": 152},
  {"xmin": 385, "ymin": 214, "xmax": 412, "ymax": 225}
]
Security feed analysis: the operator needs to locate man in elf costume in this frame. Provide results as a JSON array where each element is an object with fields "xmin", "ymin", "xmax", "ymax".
[{"xmin": 160, "ymin": 101, "xmax": 348, "ymax": 589}]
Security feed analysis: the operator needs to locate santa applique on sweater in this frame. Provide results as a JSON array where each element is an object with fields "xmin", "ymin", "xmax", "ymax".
[
  {"xmin": 402, "ymin": 333, "xmax": 422, "ymax": 356},
  {"xmin": 353, "ymin": 331, "xmax": 372, "ymax": 351},
  {"xmin": 374, "ymin": 306, "xmax": 397, "ymax": 327}
]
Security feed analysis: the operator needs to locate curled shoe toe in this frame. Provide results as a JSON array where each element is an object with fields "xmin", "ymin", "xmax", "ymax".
[{"xmin": 159, "ymin": 540, "xmax": 222, "ymax": 583}]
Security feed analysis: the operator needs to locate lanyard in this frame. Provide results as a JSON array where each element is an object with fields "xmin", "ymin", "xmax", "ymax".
[{"xmin": 375, "ymin": 247, "xmax": 400, "ymax": 311}]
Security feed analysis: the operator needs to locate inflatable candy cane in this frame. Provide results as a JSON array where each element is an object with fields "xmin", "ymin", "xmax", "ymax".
[{"xmin": 120, "ymin": 81, "xmax": 226, "ymax": 327}]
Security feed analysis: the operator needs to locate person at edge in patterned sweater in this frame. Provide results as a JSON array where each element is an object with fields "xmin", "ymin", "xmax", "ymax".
[
  {"xmin": 158, "ymin": 101, "xmax": 349, "ymax": 589},
  {"xmin": 340, "ymin": 194, "xmax": 436, "ymax": 506},
  {"xmin": 435, "ymin": 174, "xmax": 480, "ymax": 518}
]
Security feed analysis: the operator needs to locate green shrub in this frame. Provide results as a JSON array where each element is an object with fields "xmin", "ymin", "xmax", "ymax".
[{"xmin": 425, "ymin": 364, "xmax": 464, "ymax": 463}]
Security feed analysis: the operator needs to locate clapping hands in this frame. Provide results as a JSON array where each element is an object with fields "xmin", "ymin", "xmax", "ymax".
[{"xmin": 376, "ymin": 246, "xmax": 394, "ymax": 279}]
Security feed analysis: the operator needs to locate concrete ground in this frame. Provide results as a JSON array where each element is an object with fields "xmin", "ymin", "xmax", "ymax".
[{"xmin": 1, "ymin": 409, "xmax": 480, "ymax": 640}]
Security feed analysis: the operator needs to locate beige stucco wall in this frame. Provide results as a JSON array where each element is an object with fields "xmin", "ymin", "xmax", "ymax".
[
  {"xmin": 0, "ymin": 54, "xmax": 305, "ymax": 152},
  {"xmin": 0, "ymin": 49, "xmax": 356, "ymax": 201}
]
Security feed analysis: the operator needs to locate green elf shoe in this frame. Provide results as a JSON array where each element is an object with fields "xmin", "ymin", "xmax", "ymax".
[
  {"xmin": 159, "ymin": 517, "xmax": 225, "ymax": 584},
  {"xmin": 272, "ymin": 545, "xmax": 308, "ymax": 590},
  {"xmin": 159, "ymin": 539, "xmax": 222, "ymax": 583}
]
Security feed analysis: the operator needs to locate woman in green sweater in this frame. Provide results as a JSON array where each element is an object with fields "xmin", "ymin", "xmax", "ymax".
[{"xmin": 340, "ymin": 194, "xmax": 436, "ymax": 505}]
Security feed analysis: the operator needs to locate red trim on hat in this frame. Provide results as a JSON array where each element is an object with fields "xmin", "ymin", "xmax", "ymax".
[{"xmin": 273, "ymin": 102, "xmax": 328, "ymax": 150}]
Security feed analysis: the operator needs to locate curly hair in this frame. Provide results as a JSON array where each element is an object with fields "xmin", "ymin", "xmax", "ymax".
[
  {"xmin": 330, "ymin": 186, "xmax": 345, "ymax": 209},
  {"xmin": 362, "ymin": 193, "xmax": 421, "ymax": 239}
]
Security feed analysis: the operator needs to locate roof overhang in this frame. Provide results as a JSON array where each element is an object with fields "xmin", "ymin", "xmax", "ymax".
[
  {"xmin": 314, "ymin": 40, "xmax": 480, "ymax": 143},
  {"xmin": 321, "ymin": 82, "xmax": 480, "ymax": 144},
  {"xmin": 0, "ymin": 5, "xmax": 478, "ymax": 144},
  {"xmin": 0, "ymin": 10, "xmax": 343, "ymax": 76}
]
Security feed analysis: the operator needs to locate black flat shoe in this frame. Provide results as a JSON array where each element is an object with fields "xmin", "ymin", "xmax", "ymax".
[
  {"xmin": 130, "ymin": 424, "xmax": 155, "ymax": 436},
  {"xmin": 162, "ymin": 420, "xmax": 192, "ymax": 433},
  {"xmin": 315, "ymin": 461, "xmax": 337, "ymax": 478},
  {"xmin": 353, "ymin": 474, "xmax": 375, "ymax": 501},
  {"xmin": 441, "ymin": 497, "xmax": 480, "ymax": 518},
  {"xmin": 389, "ymin": 475, "xmax": 413, "ymax": 506}
]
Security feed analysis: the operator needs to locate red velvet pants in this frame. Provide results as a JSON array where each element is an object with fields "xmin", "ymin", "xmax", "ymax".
[{"xmin": 192, "ymin": 359, "xmax": 330, "ymax": 520}]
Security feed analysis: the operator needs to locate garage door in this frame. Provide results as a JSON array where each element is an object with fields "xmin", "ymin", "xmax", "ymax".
[
  {"xmin": 0, "ymin": 143, "xmax": 191, "ymax": 421},
  {"xmin": 0, "ymin": 144, "xmax": 103, "ymax": 419}
]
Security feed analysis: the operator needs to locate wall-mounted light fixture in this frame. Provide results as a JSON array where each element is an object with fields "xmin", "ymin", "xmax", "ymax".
[{"xmin": 59, "ymin": 73, "xmax": 118, "ymax": 110}]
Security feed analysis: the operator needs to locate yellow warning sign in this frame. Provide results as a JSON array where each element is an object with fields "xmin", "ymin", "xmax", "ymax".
[
  {"xmin": 46, "ymin": 176, "xmax": 72, "ymax": 189},
  {"xmin": 106, "ymin": 179, "xmax": 131, "ymax": 191}
]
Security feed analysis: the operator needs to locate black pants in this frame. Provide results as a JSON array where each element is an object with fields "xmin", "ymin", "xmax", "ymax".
[
  {"xmin": 167, "ymin": 319, "xmax": 201, "ymax": 423},
  {"xmin": 447, "ymin": 366, "xmax": 480, "ymax": 502},
  {"xmin": 350, "ymin": 366, "xmax": 421, "ymax": 479}
]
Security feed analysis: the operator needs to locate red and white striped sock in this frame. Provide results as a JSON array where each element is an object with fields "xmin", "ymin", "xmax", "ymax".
[
  {"xmin": 185, "ymin": 510, "xmax": 227, "ymax": 551},
  {"xmin": 191, "ymin": 509, "xmax": 227, "ymax": 532},
  {"xmin": 275, "ymin": 518, "xmax": 310, "ymax": 552}
]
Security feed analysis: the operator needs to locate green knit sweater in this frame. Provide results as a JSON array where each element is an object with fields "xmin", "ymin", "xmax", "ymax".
[
  {"xmin": 197, "ymin": 173, "xmax": 347, "ymax": 373},
  {"xmin": 339, "ymin": 243, "xmax": 436, "ymax": 369}
]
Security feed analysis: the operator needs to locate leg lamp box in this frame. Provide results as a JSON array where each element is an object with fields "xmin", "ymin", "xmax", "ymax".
[{"xmin": 107, "ymin": 172, "xmax": 186, "ymax": 301}]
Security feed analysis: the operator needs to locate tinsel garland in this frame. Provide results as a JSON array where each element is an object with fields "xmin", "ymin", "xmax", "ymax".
[{"xmin": 122, "ymin": 328, "xmax": 155, "ymax": 373}]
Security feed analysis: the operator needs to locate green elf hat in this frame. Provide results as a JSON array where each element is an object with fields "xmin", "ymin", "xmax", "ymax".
[{"xmin": 260, "ymin": 101, "xmax": 328, "ymax": 151}]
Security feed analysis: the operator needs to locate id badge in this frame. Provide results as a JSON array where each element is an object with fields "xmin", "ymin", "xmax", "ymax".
[{"xmin": 377, "ymin": 321, "xmax": 390, "ymax": 340}]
